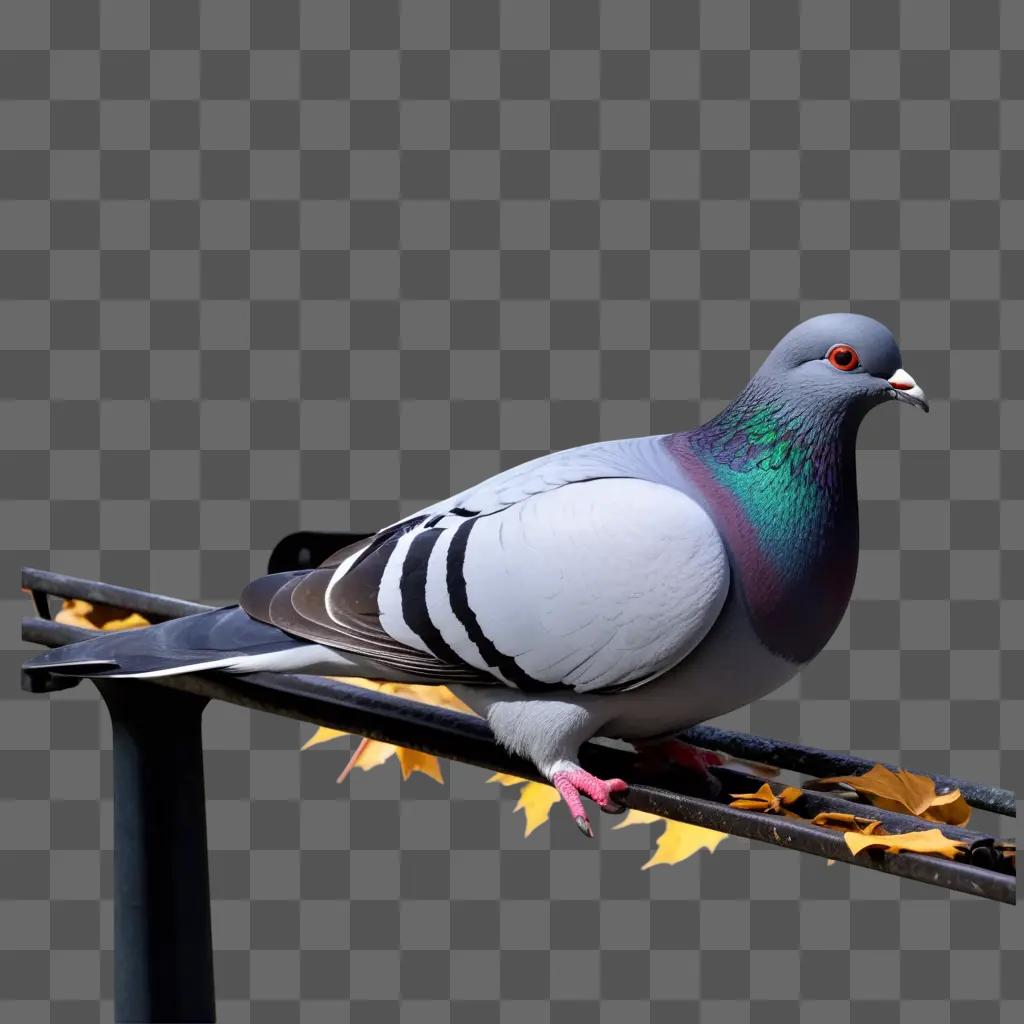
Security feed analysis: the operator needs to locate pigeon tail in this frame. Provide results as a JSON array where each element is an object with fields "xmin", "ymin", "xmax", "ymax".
[{"xmin": 23, "ymin": 606, "xmax": 309, "ymax": 681}]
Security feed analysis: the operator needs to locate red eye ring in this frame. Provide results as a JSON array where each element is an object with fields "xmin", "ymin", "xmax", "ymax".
[{"xmin": 827, "ymin": 344, "xmax": 860, "ymax": 371}]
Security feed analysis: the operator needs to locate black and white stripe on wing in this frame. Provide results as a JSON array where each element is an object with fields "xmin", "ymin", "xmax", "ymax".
[
  {"xmin": 443, "ymin": 518, "xmax": 548, "ymax": 692},
  {"xmin": 399, "ymin": 528, "xmax": 467, "ymax": 666}
]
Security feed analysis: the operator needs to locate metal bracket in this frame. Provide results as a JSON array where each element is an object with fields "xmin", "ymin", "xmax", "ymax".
[{"xmin": 94, "ymin": 679, "xmax": 215, "ymax": 1023}]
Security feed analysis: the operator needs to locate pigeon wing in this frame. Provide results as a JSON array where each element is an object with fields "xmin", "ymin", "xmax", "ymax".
[
  {"xmin": 243, "ymin": 472, "xmax": 729, "ymax": 694},
  {"xmin": 426, "ymin": 476, "xmax": 731, "ymax": 693},
  {"xmin": 240, "ymin": 523, "xmax": 494, "ymax": 682}
]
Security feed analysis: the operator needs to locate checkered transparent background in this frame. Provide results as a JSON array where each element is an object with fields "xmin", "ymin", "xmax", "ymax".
[{"xmin": 1, "ymin": 1, "xmax": 1021, "ymax": 1020}]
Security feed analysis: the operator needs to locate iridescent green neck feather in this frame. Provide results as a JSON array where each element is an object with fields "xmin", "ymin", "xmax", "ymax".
[{"xmin": 668, "ymin": 380, "xmax": 864, "ymax": 664}]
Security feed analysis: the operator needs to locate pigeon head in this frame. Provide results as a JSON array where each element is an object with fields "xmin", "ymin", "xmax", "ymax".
[
  {"xmin": 676, "ymin": 311, "xmax": 930, "ymax": 663},
  {"xmin": 757, "ymin": 312, "xmax": 928, "ymax": 415}
]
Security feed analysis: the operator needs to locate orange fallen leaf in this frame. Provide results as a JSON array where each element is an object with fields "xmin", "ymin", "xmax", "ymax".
[
  {"xmin": 728, "ymin": 783, "xmax": 778, "ymax": 811},
  {"xmin": 810, "ymin": 811, "xmax": 885, "ymax": 835},
  {"xmin": 844, "ymin": 828, "xmax": 967, "ymax": 860},
  {"xmin": 815, "ymin": 763, "xmax": 971, "ymax": 826},
  {"xmin": 102, "ymin": 612, "xmax": 150, "ymax": 630},
  {"xmin": 614, "ymin": 809, "xmax": 728, "ymax": 867},
  {"xmin": 729, "ymin": 783, "xmax": 803, "ymax": 814},
  {"xmin": 55, "ymin": 598, "xmax": 151, "ymax": 632},
  {"xmin": 923, "ymin": 788, "xmax": 972, "ymax": 828},
  {"xmin": 815, "ymin": 763, "xmax": 930, "ymax": 811}
]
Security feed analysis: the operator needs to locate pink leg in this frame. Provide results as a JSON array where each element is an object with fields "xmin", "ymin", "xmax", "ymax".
[{"xmin": 551, "ymin": 767, "xmax": 628, "ymax": 837}]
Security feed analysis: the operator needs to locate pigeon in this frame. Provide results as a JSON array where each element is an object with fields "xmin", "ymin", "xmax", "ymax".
[{"xmin": 26, "ymin": 313, "xmax": 928, "ymax": 834}]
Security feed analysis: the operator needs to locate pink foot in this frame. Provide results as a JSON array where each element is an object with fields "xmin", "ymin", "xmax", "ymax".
[
  {"xmin": 634, "ymin": 739, "xmax": 724, "ymax": 795},
  {"xmin": 551, "ymin": 768, "xmax": 628, "ymax": 837},
  {"xmin": 634, "ymin": 737, "xmax": 723, "ymax": 771},
  {"xmin": 658, "ymin": 739, "xmax": 725, "ymax": 772}
]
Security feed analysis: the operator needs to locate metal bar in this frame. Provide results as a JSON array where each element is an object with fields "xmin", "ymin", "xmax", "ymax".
[
  {"xmin": 20, "ymin": 616, "xmax": 994, "ymax": 849},
  {"xmin": 94, "ymin": 679, "xmax": 216, "ymax": 1023},
  {"xmin": 708, "ymin": 763, "xmax": 988, "ymax": 848},
  {"xmin": 623, "ymin": 782, "xmax": 1014, "ymax": 905},
  {"xmin": 20, "ymin": 567, "xmax": 212, "ymax": 622},
  {"xmin": 22, "ymin": 566, "xmax": 1017, "ymax": 819},
  {"xmin": 22, "ymin": 614, "xmax": 1015, "ymax": 903},
  {"xmin": 681, "ymin": 723, "xmax": 1016, "ymax": 818},
  {"xmin": 28, "ymin": 585, "xmax": 51, "ymax": 620},
  {"xmin": 22, "ymin": 566, "xmax": 1016, "ymax": 816}
]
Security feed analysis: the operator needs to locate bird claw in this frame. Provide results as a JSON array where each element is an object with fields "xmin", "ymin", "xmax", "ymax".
[
  {"xmin": 551, "ymin": 768, "xmax": 629, "ymax": 837},
  {"xmin": 574, "ymin": 815, "xmax": 594, "ymax": 838}
]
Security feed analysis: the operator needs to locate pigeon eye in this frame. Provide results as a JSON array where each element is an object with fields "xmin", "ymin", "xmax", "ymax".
[{"xmin": 827, "ymin": 344, "xmax": 860, "ymax": 371}]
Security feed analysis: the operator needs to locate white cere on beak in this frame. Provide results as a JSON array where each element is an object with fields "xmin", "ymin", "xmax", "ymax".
[{"xmin": 887, "ymin": 368, "xmax": 929, "ymax": 411}]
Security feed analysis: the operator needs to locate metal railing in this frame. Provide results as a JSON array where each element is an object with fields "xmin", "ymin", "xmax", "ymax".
[{"xmin": 18, "ymin": 539, "xmax": 1017, "ymax": 1018}]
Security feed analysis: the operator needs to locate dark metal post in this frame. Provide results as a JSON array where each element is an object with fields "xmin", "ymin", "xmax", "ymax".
[{"xmin": 95, "ymin": 680, "xmax": 216, "ymax": 1023}]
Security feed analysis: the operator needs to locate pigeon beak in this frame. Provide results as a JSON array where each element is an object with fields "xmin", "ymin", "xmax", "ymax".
[{"xmin": 887, "ymin": 369, "xmax": 929, "ymax": 412}]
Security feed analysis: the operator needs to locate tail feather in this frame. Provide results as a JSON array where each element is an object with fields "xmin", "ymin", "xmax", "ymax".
[
  {"xmin": 25, "ymin": 604, "xmax": 494, "ymax": 686},
  {"xmin": 24, "ymin": 606, "xmax": 304, "ymax": 680}
]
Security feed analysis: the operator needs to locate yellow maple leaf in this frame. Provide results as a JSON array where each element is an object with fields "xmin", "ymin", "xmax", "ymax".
[
  {"xmin": 844, "ymin": 827, "xmax": 967, "ymax": 860},
  {"xmin": 487, "ymin": 771, "xmax": 530, "ymax": 787},
  {"xmin": 612, "ymin": 809, "xmax": 662, "ymax": 828},
  {"xmin": 396, "ymin": 746, "xmax": 445, "ymax": 783},
  {"xmin": 301, "ymin": 726, "xmax": 347, "ymax": 750},
  {"xmin": 327, "ymin": 676, "xmax": 476, "ymax": 716},
  {"xmin": 330, "ymin": 737, "xmax": 400, "ymax": 782},
  {"xmin": 642, "ymin": 821, "xmax": 728, "ymax": 868},
  {"xmin": 613, "ymin": 808, "xmax": 727, "ymax": 867},
  {"xmin": 486, "ymin": 773, "xmax": 562, "ymax": 836},
  {"xmin": 515, "ymin": 782, "xmax": 562, "ymax": 836},
  {"xmin": 301, "ymin": 676, "xmax": 474, "ymax": 785},
  {"xmin": 300, "ymin": 726, "xmax": 401, "ymax": 783}
]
